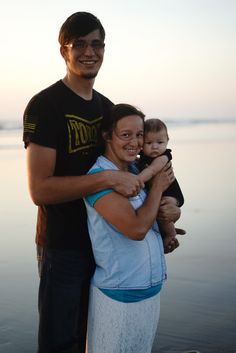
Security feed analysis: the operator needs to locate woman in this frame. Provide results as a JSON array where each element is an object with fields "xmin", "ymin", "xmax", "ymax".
[{"xmin": 84, "ymin": 103, "xmax": 175, "ymax": 353}]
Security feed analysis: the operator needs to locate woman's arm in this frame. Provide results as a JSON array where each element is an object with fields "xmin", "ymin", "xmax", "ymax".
[{"xmin": 93, "ymin": 163, "xmax": 175, "ymax": 240}]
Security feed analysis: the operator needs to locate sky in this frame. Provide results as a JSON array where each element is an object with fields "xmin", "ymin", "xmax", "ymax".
[{"xmin": 1, "ymin": 0, "xmax": 236, "ymax": 122}]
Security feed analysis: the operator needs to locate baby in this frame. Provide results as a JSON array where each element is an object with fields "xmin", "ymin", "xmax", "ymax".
[{"xmin": 138, "ymin": 118, "xmax": 185, "ymax": 253}]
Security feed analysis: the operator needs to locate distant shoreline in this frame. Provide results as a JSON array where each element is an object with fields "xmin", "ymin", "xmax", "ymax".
[{"xmin": 1, "ymin": 117, "xmax": 236, "ymax": 132}]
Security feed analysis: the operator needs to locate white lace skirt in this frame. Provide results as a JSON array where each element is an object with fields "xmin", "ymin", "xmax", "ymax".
[{"xmin": 87, "ymin": 285, "xmax": 161, "ymax": 353}]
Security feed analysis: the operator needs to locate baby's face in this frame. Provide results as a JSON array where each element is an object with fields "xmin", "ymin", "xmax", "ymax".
[{"xmin": 143, "ymin": 129, "xmax": 168, "ymax": 158}]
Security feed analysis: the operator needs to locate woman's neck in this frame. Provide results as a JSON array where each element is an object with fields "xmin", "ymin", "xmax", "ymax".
[{"xmin": 104, "ymin": 152, "xmax": 129, "ymax": 172}]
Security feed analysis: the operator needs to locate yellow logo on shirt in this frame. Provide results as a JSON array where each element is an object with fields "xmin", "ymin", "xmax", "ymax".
[{"xmin": 66, "ymin": 114, "xmax": 102, "ymax": 153}]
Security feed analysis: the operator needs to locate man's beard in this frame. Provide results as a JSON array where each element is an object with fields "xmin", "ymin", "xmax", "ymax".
[{"xmin": 81, "ymin": 71, "xmax": 98, "ymax": 79}]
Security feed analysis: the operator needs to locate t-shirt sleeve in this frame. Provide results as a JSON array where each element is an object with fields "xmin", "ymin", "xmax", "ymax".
[
  {"xmin": 23, "ymin": 93, "xmax": 59, "ymax": 149},
  {"xmin": 85, "ymin": 168, "xmax": 114, "ymax": 207},
  {"xmin": 162, "ymin": 148, "xmax": 172, "ymax": 161}
]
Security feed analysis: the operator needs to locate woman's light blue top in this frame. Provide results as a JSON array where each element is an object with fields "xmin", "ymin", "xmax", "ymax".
[{"xmin": 84, "ymin": 155, "xmax": 167, "ymax": 302}]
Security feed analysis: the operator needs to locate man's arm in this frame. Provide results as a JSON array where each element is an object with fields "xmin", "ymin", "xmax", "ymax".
[{"xmin": 26, "ymin": 143, "xmax": 144, "ymax": 205}]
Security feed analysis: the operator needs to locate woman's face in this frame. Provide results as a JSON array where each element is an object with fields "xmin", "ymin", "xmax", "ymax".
[{"xmin": 105, "ymin": 115, "xmax": 144, "ymax": 170}]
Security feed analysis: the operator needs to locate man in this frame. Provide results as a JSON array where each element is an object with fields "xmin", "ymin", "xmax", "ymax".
[{"xmin": 23, "ymin": 12, "xmax": 181, "ymax": 353}]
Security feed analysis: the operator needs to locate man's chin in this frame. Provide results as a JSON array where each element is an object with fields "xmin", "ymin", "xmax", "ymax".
[{"xmin": 81, "ymin": 72, "xmax": 98, "ymax": 80}]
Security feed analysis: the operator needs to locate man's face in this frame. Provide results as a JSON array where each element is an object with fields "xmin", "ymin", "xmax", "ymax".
[{"xmin": 62, "ymin": 29, "xmax": 105, "ymax": 80}]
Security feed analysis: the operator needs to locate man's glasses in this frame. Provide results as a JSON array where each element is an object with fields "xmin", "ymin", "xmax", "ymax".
[{"xmin": 64, "ymin": 39, "xmax": 105, "ymax": 52}]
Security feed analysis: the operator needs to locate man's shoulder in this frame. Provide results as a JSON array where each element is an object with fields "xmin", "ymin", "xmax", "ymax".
[
  {"xmin": 24, "ymin": 80, "xmax": 66, "ymax": 115},
  {"xmin": 93, "ymin": 89, "xmax": 114, "ymax": 107},
  {"xmin": 31, "ymin": 80, "xmax": 64, "ymax": 102}
]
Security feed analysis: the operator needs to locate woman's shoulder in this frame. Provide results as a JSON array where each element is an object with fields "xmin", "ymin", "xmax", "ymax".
[{"xmin": 89, "ymin": 155, "xmax": 119, "ymax": 173}]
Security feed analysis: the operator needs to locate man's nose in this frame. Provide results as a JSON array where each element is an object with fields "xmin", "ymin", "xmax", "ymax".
[{"xmin": 84, "ymin": 44, "xmax": 95, "ymax": 55}]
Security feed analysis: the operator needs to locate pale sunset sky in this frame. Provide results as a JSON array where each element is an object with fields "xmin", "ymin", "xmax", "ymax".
[{"xmin": 1, "ymin": 0, "xmax": 236, "ymax": 122}]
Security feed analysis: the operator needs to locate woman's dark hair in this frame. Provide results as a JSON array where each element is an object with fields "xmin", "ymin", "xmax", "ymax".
[
  {"xmin": 58, "ymin": 12, "xmax": 105, "ymax": 46},
  {"xmin": 101, "ymin": 103, "xmax": 145, "ymax": 138},
  {"xmin": 144, "ymin": 118, "xmax": 169, "ymax": 139},
  {"xmin": 97, "ymin": 103, "xmax": 145, "ymax": 154}
]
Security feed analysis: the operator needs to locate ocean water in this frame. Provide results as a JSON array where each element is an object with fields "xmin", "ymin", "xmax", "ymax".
[
  {"xmin": 0, "ymin": 120, "xmax": 236, "ymax": 353},
  {"xmin": 155, "ymin": 121, "xmax": 236, "ymax": 353}
]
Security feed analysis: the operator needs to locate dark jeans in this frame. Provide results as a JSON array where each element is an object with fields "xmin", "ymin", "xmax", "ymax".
[{"xmin": 38, "ymin": 249, "xmax": 95, "ymax": 353}]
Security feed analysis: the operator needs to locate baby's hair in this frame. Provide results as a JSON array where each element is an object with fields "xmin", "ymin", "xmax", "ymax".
[{"xmin": 144, "ymin": 118, "xmax": 169, "ymax": 139}]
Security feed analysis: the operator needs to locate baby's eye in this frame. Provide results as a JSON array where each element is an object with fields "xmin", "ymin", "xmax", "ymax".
[{"xmin": 145, "ymin": 141, "xmax": 152, "ymax": 145}]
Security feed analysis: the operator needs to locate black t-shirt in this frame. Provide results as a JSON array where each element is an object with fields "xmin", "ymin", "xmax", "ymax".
[{"xmin": 23, "ymin": 80, "xmax": 113, "ymax": 252}]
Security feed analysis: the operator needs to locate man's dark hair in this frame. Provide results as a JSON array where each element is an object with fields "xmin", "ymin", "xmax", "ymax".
[{"xmin": 58, "ymin": 12, "xmax": 105, "ymax": 46}]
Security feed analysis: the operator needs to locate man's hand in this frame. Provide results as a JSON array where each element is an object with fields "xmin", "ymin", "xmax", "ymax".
[
  {"xmin": 158, "ymin": 196, "xmax": 181, "ymax": 222},
  {"xmin": 111, "ymin": 171, "xmax": 144, "ymax": 197}
]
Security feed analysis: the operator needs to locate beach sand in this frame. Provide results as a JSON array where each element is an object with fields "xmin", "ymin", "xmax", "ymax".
[{"xmin": 0, "ymin": 122, "xmax": 236, "ymax": 353}]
